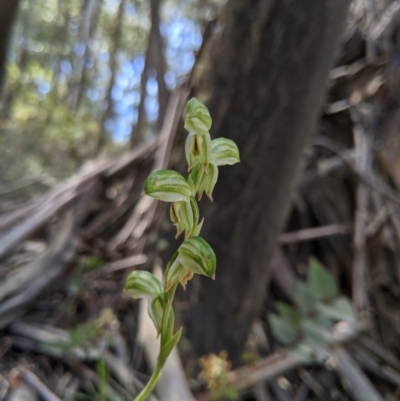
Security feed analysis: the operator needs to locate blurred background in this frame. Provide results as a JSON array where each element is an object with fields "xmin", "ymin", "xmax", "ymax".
[{"xmin": 3, "ymin": 0, "xmax": 400, "ymax": 400}]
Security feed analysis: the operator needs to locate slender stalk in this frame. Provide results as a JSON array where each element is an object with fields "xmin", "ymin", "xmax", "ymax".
[{"xmin": 134, "ymin": 361, "xmax": 163, "ymax": 401}]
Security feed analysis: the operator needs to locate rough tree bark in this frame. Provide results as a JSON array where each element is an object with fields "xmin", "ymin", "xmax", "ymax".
[
  {"xmin": 186, "ymin": 0, "xmax": 351, "ymax": 366},
  {"xmin": 0, "ymin": 0, "xmax": 20, "ymax": 97}
]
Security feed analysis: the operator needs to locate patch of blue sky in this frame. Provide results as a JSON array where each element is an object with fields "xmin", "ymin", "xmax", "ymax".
[
  {"xmin": 84, "ymin": 56, "xmax": 95, "ymax": 69},
  {"xmin": 146, "ymin": 77, "xmax": 158, "ymax": 97},
  {"xmin": 121, "ymin": 59, "xmax": 135, "ymax": 77},
  {"xmin": 98, "ymin": 51, "xmax": 110, "ymax": 63},
  {"xmin": 125, "ymin": 2, "xmax": 136, "ymax": 17},
  {"xmin": 74, "ymin": 41, "xmax": 86, "ymax": 57},
  {"xmin": 86, "ymin": 88, "xmax": 100, "ymax": 102},
  {"xmin": 111, "ymin": 85, "xmax": 124, "ymax": 102},
  {"xmin": 112, "ymin": 119, "xmax": 132, "ymax": 142},
  {"xmin": 145, "ymin": 97, "xmax": 159, "ymax": 122},
  {"xmin": 37, "ymin": 80, "xmax": 51, "ymax": 95},
  {"xmin": 104, "ymin": 118, "xmax": 114, "ymax": 132},
  {"xmin": 164, "ymin": 71, "xmax": 176, "ymax": 90},
  {"xmin": 113, "ymin": 98, "xmax": 130, "ymax": 115},
  {"xmin": 116, "ymin": 73, "xmax": 130, "ymax": 90},
  {"xmin": 132, "ymin": 55, "xmax": 145, "ymax": 75},
  {"xmin": 124, "ymin": 91, "xmax": 140, "ymax": 107},
  {"xmin": 60, "ymin": 60, "xmax": 72, "ymax": 75}
]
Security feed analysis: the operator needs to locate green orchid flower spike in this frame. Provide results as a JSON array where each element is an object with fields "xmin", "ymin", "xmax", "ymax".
[{"xmin": 124, "ymin": 98, "xmax": 240, "ymax": 401}]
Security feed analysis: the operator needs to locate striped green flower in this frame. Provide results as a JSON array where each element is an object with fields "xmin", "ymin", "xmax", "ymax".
[
  {"xmin": 184, "ymin": 97, "xmax": 212, "ymax": 133},
  {"xmin": 178, "ymin": 236, "xmax": 216, "ymax": 278},
  {"xmin": 212, "ymin": 138, "xmax": 240, "ymax": 166},
  {"xmin": 144, "ymin": 170, "xmax": 191, "ymax": 202},
  {"xmin": 170, "ymin": 196, "xmax": 200, "ymax": 239},
  {"xmin": 125, "ymin": 271, "xmax": 163, "ymax": 300}
]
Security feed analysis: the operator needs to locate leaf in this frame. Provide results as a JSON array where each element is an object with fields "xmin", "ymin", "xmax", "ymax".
[
  {"xmin": 158, "ymin": 327, "xmax": 183, "ymax": 365},
  {"xmin": 211, "ymin": 138, "xmax": 240, "ymax": 166},
  {"xmin": 276, "ymin": 303, "xmax": 302, "ymax": 327},
  {"xmin": 301, "ymin": 318, "xmax": 328, "ymax": 345},
  {"xmin": 192, "ymin": 218, "xmax": 204, "ymax": 237},
  {"xmin": 307, "ymin": 258, "xmax": 338, "ymax": 300},
  {"xmin": 125, "ymin": 271, "xmax": 163, "ymax": 300},
  {"xmin": 268, "ymin": 313, "xmax": 299, "ymax": 345},
  {"xmin": 178, "ymin": 236, "xmax": 216, "ymax": 278},
  {"xmin": 296, "ymin": 281, "xmax": 317, "ymax": 314},
  {"xmin": 148, "ymin": 295, "xmax": 165, "ymax": 335},
  {"xmin": 288, "ymin": 343, "xmax": 314, "ymax": 364},
  {"xmin": 184, "ymin": 97, "xmax": 212, "ymax": 131},
  {"xmin": 316, "ymin": 296, "xmax": 357, "ymax": 323},
  {"xmin": 143, "ymin": 170, "xmax": 191, "ymax": 203}
]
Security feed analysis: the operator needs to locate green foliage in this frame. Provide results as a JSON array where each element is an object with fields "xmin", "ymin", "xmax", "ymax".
[
  {"xmin": 268, "ymin": 258, "xmax": 357, "ymax": 363},
  {"xmin": 124, "ymin": 98, "xmax": 240, "ymax": 401}
]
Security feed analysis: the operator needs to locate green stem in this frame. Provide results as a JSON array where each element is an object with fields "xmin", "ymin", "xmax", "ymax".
[
  {"xmin": 133, "ymin": 361, "xmax": 162, "ymax": 401},
  {"xmin": 133, "ymin": 284, "xmax": 178, "ymax": 401}
]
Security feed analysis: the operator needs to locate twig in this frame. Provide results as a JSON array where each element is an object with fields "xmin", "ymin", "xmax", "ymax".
[
  {"xmin": 0, "ymin": 182, "xmax": 96, "ymax": 328},
  {"xmin": 312, "ymin": 135, "xmax": 400, "ymax": 206},
  {"xmin": 21, "ymin": 369, "xmax": 62, "ymax": 401},
  {"xmin": 351, "ymin": 107, "xmax": 371, "ymax": 312},
  {"xmin": 8, "ymin": 382, "xmax": 39, "ymax": 401},
  {"xmin": 332, "ymin": 346, "xmax": 383, "ymax": 401},
  {"xmin": 360, "ymin": 336, "xmax": 400, "ymax": 371},
  {"xmin": 104, "ymin": 254, "xmax": 148, "ymax": 273},
  {"xmin": 279, "ymin": 224, "xmax": 350, "ymax": 244}
]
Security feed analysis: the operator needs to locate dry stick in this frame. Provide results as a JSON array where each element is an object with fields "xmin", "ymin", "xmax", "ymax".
[
  {"xmin": 104, "ymin": 254, "xmax": 148, "ymax": 273},
  {"xmin": 351, "ymin": 345, "xmax": 400, "ymax": 387},
  {"xmin": 8, "ymin": 382, "xmax": 40, "ymax": 401},
  {"xmin": 0, "ymin": 181, "xmax": 97, "ymax": 328},
  {"xmin": 0, "ymin": 140, "xmax": 156, "ymax": 260},
  {"xmin": 332, "ymin": 346, "xmax": 383, "ymax": 401},
  {"xmin": 312, "ymin": 135, "xmax": 400, "ymax": 206},
  {"xmin": 366, "ymin": 204, "xmax": 391, "ymax": 237},
  {"xmin": 279, "ymin": 224, "xmax": 350, "ymax": 244},
  {"xmin": 351, "ymin": 107, "xmax": 371, "ymax": 313},
  {"xmin": 21, "ymin": 370, "xmax": 63, "ymax": 401},
  {"xmin": 360, "ymin": 336, "xmax": 400, "ymax": 371},
  {"xmin": 0, "ymin": 163, "xmax": 105, "ymax": 259},
  {"xmin": 9, "ymin": 322, "xmax": 157, "ymax": 401}
]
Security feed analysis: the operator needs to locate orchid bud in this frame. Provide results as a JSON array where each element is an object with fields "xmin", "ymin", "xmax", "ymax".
[
  {"xmin": 188, "ymin": 162, "xmax": 204, "ymax": 197},
  {"xmin": 184, "ymin": 97, "xmax": 212, "ymax": 133},
  {"xmin": 178, "ymin": 236, "xmax": 216, "ymax": 279},
  {"xmin": 165, "ymin": 251, "xmax": 190, "ymax": 291},
  {"xmin": 211, "ymin": 138, "xmax": 240, "ymax": 166},
  {"xmin": 144, "ymin": 170, "xmax": 191, "ymax": 202},
  {"xmin": 170, "ymin": 197, "xmax": 199, "ymax": 239},
  {"xmin": 125, "ymin": 271, "xmax": 164, "ymax": 300},
  {"xmin": 185, "ymin": 132, "xmax": 201, "ymax": 170},
  {"xmin": 196, "ymin": 162, "xmax": 218, "ymax": 201},
  {"xmin": 198, "ymin": 131, "xmax": 213, "ymax": 170}
]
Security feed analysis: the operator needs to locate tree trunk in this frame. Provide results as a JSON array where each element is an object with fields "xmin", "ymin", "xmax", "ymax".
[
  {"xmin": 186, "ymin": 0, "xmax": 350, "ymax": 366},
  {"xmin": 130, "ymin": 0, "xmax": 169, "ymax": 148},
  {"xmin": 97, "ymin": 0, "xmax": 125, "ymax": 153},
  {"xmin": 0, "ymin": 0, "xmax": 20, "ymax": 97}
]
